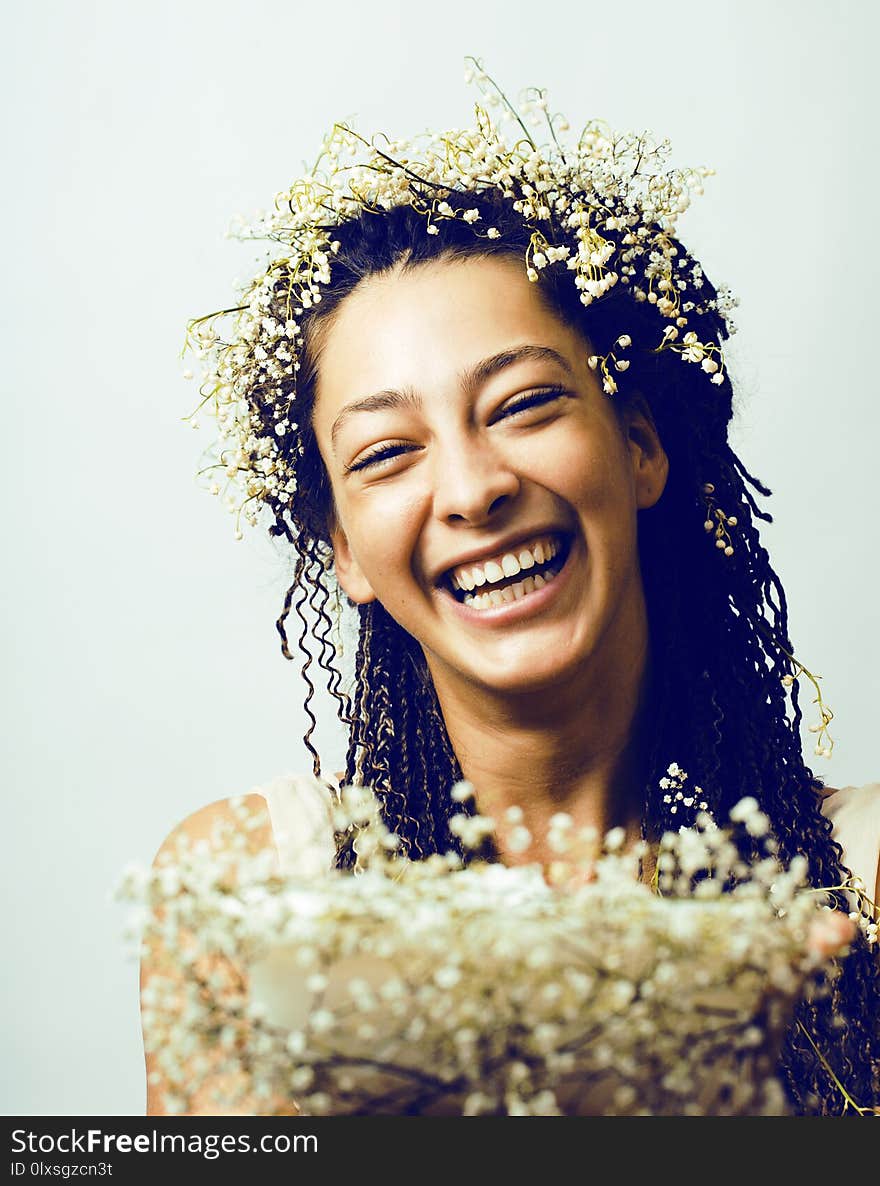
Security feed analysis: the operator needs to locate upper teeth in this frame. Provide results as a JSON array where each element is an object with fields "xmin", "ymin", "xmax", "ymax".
[{"xmin": 449, "ymin": 536, "xmax": 561, "ymax": 592}]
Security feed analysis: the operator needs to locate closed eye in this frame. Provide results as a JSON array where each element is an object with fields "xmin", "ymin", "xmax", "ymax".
[
  {"xmin": 345, "ymin": 440, "xmax": 419, "ymax": 474},
  {"xmin": 345, "ymin": 387, "xmax": 570, "ymax": 474},
  {"xmin": 492, "ymin": 386, "xmax": 571, "ymax": 423}
]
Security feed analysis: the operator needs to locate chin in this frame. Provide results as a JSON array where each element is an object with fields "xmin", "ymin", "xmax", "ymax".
[{"xmin": 467, "ymin": 654, "xmax": 589, "ymax": 698}]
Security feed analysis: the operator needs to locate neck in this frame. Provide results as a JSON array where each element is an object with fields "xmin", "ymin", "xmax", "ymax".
[{"xmin": 427, "ymin": 616, "xmax": 655, "ymax": 869}]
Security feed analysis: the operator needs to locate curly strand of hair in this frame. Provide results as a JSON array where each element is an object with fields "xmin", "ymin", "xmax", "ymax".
[
  {"xmin": 343, "ymin": 601, "xmax": 376, "ymax": 790},
  {"xmin": 275, "ymin": 566, "xmax": 299, "ymax": 664},
  {"xmin": 332, "ymin": 603, "xmax": 378, "ymax": 871},
  {"xmin": 405, "ymin": 647, "xmax": 453, "ymax": 858},
  {"xmin": 286, "ymin": 538, "xmax": 322, "ymax": 778},
  {"xmin": 385, "ymin": 615, "xmax": 441, "ymax": 859},
  {"xmin": 365, "ymin": 624, "xmax": 394, "ymax": 802},
  {"xmin": 422, "ymin": 681, "xmax": 469, "ymax": 860},
  {"xmin": 729, "ymin": 450, "xmax": 775, "ymax": 521},
  {"xmin": 361, "ymin": 607, "xmax": 418, "ymax": 850},
  {"xmin": 303, "ymin": 538, "xmax": 357, "ymax": 735},
  {"xmin": 391, "ymin": 632, "xmax": 431, "ymax": 862},
  {"xmin": 637, "ymin": 501, "xmax": 691, "ymax": 837}
]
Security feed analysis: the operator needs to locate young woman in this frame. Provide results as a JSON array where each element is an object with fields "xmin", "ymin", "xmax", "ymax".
[{"xmin": 142, "ymin": 66, "xmax": 879, "ymax": 1116}]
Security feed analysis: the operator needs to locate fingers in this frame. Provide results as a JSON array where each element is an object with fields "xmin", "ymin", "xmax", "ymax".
[{"xmin": 806, "ymin": 909, "xmax": 857, "ymax": 960}]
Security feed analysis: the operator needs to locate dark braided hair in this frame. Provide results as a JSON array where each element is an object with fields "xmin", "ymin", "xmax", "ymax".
[{"xmin": 265, "ymin": 191, "xmax": 879, "ymax": 1115}]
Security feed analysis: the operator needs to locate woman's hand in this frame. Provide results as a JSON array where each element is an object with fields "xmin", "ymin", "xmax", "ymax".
[{"xmin": 806, "ymin": 909, "xmax": 857, "ymax": 960}]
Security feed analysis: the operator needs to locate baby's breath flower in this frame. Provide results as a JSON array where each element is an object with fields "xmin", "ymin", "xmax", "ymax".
[
  {"xmin": 186, "ymin": 57, "xmax": 734, "ymax": 540},
  {"xmin": 119, "ymin": 771, "xmax": 856, "ymax": 1118}
]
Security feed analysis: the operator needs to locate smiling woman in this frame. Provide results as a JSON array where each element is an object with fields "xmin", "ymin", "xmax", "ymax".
[
  {"xmin": 141, "ymin": 60, "xmax": 880, "ymax": 1116},
  {"xmin": 315, "ymin": 254, "xmax": 665, "ymax": 722}
]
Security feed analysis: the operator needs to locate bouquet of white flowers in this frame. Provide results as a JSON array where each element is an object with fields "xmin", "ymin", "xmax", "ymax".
[{"xmin": 120, "ymin": 780, "xmax": 861, "ymax": 1117}]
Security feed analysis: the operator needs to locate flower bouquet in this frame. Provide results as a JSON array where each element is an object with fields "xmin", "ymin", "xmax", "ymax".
[{"xmin": 121, "ymin": 781, "xmax": 860, "ymax": 1117}]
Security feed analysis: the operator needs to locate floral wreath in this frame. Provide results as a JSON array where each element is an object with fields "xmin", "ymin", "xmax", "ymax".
[
  {"xmin": 181, "ymin": 56, "xmax": 835, "ymax": 758},
  {"xmin": 183, "ymin": 56, "xmax": 736, "ymax": 530}
]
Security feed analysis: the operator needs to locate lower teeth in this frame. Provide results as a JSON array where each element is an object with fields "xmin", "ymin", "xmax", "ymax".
[{"xmin": 462, "ymin": 562, "xmax": 562, "ymax": 610}]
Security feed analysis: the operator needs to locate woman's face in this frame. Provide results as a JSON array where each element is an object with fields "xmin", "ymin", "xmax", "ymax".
[{"xmin": 311, "ymin": 254, "xmax": 668, "ymax": 699}]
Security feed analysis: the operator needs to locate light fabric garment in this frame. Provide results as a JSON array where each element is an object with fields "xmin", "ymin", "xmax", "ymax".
[
  {"xmin": 258, "ymin": 773, "xmax": 880, "ymax": 905},
  {"xmin": 819, "ymin": 781, "xmax": 880, "ymax": 908}
]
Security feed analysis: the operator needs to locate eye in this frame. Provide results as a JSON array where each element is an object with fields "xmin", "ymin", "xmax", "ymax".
[
  {"xmin": 345, "ymin": 440, "xmax": 420, "ymax": 475},
  {"xmin": 492, "ymin": 386, "xmax": 570, "ymax": 424}
]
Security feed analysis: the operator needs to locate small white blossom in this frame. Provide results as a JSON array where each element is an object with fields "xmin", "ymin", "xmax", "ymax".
[{"xmin": 120, "ymin": 777, "xmax": 843, "ymax": 1121}]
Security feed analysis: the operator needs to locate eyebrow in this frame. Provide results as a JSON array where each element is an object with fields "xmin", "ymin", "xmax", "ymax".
[{"xmin": 329, "ymin": 344, "xmax": 573, "ymax": 449}]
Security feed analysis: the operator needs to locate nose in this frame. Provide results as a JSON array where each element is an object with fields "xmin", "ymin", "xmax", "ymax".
[{"xmin": 431, "ymin": 434, "xmax": 520, "ymax": 525}]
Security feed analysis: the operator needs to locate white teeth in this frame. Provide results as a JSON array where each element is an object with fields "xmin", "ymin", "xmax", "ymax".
[
  {"xmin": 450, "ymin": 534, "xmax": 563, "ymax": 592},
  {"xmin": 461, "ymin": 559, "xmax": 564, "ymax": 611}
]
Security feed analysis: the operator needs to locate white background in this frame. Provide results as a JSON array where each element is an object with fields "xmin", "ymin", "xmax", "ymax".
[{"xmin": 3, "ymin": 0, "xmax": 877, "ymax": 1114}]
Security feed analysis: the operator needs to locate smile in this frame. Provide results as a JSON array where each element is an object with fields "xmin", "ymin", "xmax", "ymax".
[{"xmin": 445, "ymin": 533, "xmax": 572, "ymax": 611}]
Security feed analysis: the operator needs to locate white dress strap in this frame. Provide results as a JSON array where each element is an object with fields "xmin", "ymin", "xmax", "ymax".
[
  {"xmin": 820, "ymin": 781, "xmax": 880, "ymax": 911},
  {"xmin": 257, "ymin": 773, "xmax": 337, "ymax": 878}
]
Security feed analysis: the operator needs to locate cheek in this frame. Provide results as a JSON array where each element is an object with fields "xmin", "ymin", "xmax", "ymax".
[
  {"xmin": 537, "ymin": 427, "xmax": 631, "ymax": 516},
  {"xmin": 342, "ymin": 488, "xmax": 428, "ymax": 585}
]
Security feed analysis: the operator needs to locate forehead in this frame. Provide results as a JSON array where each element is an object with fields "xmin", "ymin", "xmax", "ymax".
[{"xmin": 312, "ymin": 254, "xmax": 587, "ymax": 412}]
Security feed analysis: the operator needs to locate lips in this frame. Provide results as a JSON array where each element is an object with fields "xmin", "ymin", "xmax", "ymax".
[
  {"xmin": 441, "ymin": 532, "xmax": 572, "ymax": 603},
  {"xmin": 440, "ymin": 530, "xmax": 577, "ymax": 621}
]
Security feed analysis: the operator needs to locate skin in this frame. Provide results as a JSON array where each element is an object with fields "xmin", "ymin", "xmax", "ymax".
[{"xmin": 310, "ymin": 253, "xmax": 672, "ymax": 862}]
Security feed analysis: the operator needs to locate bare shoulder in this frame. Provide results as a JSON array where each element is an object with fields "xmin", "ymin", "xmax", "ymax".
[
  {"xmin": 150, "ymin": 792, "xmax": 275, "ymax": 870},
  {"xmin": 141, "ymin": 792, "xmax": 293, "ymax": 1116},
  {"xmin": 812, "ymin": 780, "xmax": 840, "ymax": 801},
  {"xmin": 814, "ymin": 780, "xmax": 880, "ymax": 912}
]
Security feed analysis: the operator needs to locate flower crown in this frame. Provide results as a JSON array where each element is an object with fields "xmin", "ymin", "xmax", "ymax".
[
  {"xmin": 183, "ymin": 56, "xmax": 739, "ymax": 542},
  {"xmin": 181, "ymin": 57, "xmax": 839, "ymax": 761}
]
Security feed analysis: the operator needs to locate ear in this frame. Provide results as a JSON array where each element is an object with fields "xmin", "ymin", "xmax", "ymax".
[
  {"xmin": 328, "ymin": 516, "xmax": 377, "ymax": 605},
  {"xmin": 622, "ymin": 396, "xmax": 669, "ymax": 510}
]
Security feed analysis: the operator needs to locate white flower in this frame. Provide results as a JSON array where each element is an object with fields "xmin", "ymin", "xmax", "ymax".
[
  {"xmin": 729, "ymin": 796, "xmax": 759, "ymax": 823},
  {"xmin": 123, "ymin": 781, "xmax": 833, "ymax": 1120},
  {"xmin": 310, "ymin": 1009, "xmax": 335, "ymax": 1033},
  {"xmin": 507, "ymin": 825, "xmax": 532, "ymax": 853},
  {"xmin": 604, "ymin": 826, "xmax": 626, "ymax": 852}
]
